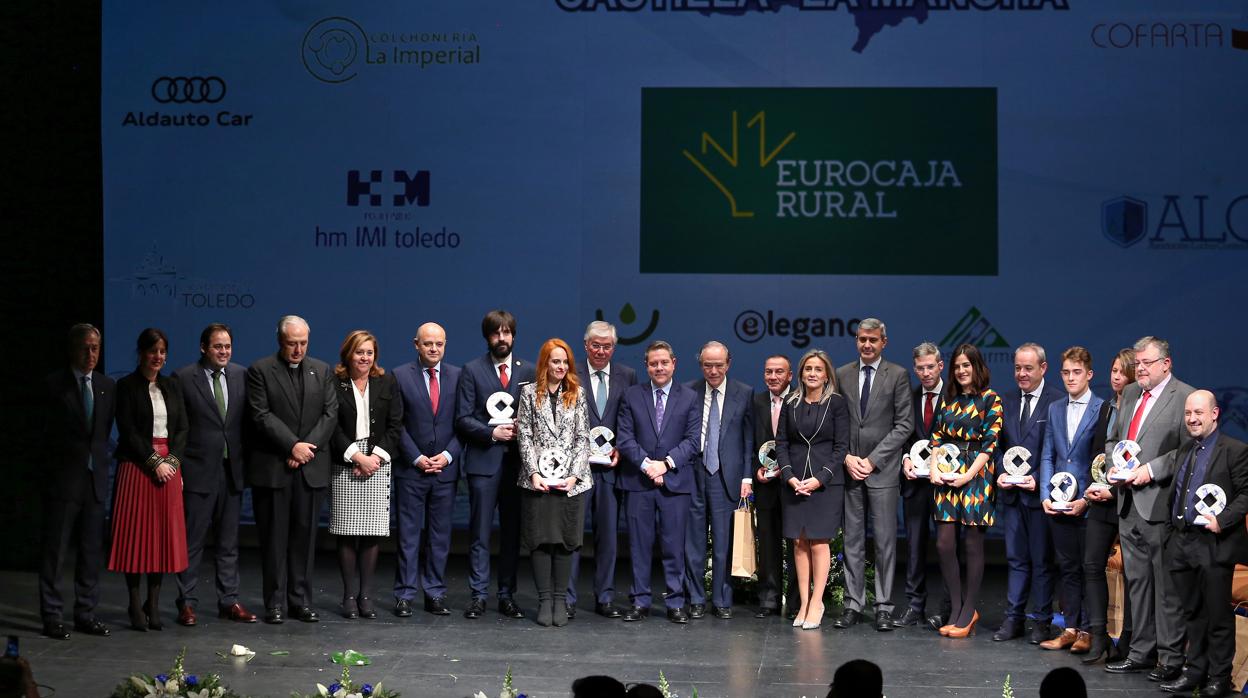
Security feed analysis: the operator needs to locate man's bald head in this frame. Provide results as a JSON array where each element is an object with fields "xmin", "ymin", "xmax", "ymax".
[
  {"xmin": 415, "ymin": 322, "xmax": 447, "ymax": 368},
  {"xmin": 1184, "ymin": 389, "xmax": 1220, "ymax": 439}
]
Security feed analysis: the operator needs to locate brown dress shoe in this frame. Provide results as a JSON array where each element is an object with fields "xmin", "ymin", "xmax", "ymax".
[
  {"xmin": 218, "ymin": 603, "xmax": 258, "ymax": 623},
  {"xmin": 1069, "ymin": 630, "xmax": 1092, "ymax": 654},
  {"xmin": 177, "ymin": 606, "xmax": 197, "ymax": 627},
  {"xmin": 1039, "ymin": 627, "xmax": 1078, "ymax": 650}
]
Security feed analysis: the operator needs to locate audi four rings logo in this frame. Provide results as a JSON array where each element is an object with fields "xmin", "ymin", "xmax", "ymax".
[{"xmin": 150, "ymin": 77, "xmax": 227, "ymax": 104}]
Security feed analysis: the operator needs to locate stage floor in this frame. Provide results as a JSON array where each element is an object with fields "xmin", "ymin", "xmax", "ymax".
[{"xmin": 3, "ymin": 554, "xmax": 1154, "ymax": 697}]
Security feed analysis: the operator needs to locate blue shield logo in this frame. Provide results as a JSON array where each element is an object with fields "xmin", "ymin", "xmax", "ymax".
[{"xmin": 1102, "ymin": 196, "xmax": 1148, "ymax": 248}]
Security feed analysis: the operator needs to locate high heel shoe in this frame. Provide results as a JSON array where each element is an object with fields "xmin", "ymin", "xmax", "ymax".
[
  {"xmin": 340, "ymin": 597, "xmax": 359, "ymax": 619},
  {"xmin": 143, "ymin": 601, "xmax": 163, "ymax": 631},
  {"xmin": 939, "ymin": 624, "xmax": 955, "ymax": 636},
  {"xmin": 792, "ymin": 605, "xmax": 808, "ymax": 628},
  {"xmin": 357, "ymin": 597, "xmax": 376, "ymax": 620},
  {"xmin": 128, "ymin": 604, "xmax": 148, "ymax": 632},
  {"xmin": 945, "ymin": 611, "xmax": 978, "ymax": 639},
  {"xmin": 801, "ymin": 602, "xmax": 825, "ymax": 630},
  {"xmin": 1080, "ymin": 633, "xmax": 1111, "ymax": 665}
]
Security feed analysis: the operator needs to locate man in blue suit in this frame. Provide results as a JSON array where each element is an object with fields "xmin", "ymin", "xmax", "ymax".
[
  {"xmin": 683, "ymin": 341, "xmax": 754, "ymax": 619},
  {"xmin": 454, "ymin": 310, "xmax": 535, "ymax": 620},
  {"xmin": 994, "ymin": 342, "xmax": 1065, "ymax": 643},
  {"xmin": 567, "ymin": 321, "xmax": 637, "ymax": 619},
  {"xmin": 1037, "ymin": 346, "xmax": 1105, "ymax": 652},
  {"xmin": 617, "ymin": 340, "xmax": 702, "ymax": 623},
  {"xmin": 392, "ymin": 322, "xmax": 462, "ymax": 618}
]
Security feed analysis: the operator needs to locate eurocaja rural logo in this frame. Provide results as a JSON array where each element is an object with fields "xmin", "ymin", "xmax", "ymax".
[{"xmin": 640, "ymin": 88, "xmax": 998, "ymax": 275}]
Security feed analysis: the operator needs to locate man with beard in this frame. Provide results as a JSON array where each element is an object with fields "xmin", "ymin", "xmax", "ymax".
[{"xmin": 454, "ymin": 310, "xmax": 536, "ymax": 619}]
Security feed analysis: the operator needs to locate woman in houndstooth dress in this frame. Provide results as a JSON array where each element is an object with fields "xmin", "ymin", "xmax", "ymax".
[{"xmin": 330, "ymin": 330, "xmax": 403, "ymax": 619}]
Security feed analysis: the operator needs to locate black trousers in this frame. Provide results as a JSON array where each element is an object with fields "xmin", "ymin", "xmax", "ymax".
[
  {"xmin": 1168, "ymin": 526, "xmax": 1235, "ymax": 680},
  {"xmin": 901, "ymin": 486, "xmax": 934, "ymax": 613},
  {"xmin": 253, "ymin": 475, "xmax": 325, "ymax": 610},
  {"xmin": 1048, "ymin": 513, "xmax": 1086, "ymax": 629},
  {"xmin": 177, "ymin": 462, "xmax": 243, "ymax": 611},
  {"xmin": 39, "ymin": 479, "xmax": 106, "ymax": 623},
  {"xmin": 755, "ymin": 501, "xmax": 798, "ymax": 611},
  {"xmin": 1084, "ymin": 515, "xmax": 1131, "ymax": 636}
]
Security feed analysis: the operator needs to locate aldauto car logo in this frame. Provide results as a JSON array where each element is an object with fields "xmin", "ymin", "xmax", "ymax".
[{"xmin": 151, "ymin": 76, "xmax": 227, "ymax": 104}]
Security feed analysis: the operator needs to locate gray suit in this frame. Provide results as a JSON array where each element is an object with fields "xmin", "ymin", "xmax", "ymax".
[
  {"xmin": 1106, "ymin": 374, "xmax": 1194, "ymax": 667},
  {"xmin": 836, "ymin": 359, "xmax": 913, "ymax": 614}
]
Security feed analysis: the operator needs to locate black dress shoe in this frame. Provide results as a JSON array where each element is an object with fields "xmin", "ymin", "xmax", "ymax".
[
  {"xmin": 74, "ymin": 618, "xmax": 110, "ymax": 636},
  {"xmin": 622, "ymin": 606, "xmax": 650, "ymax": 622},
  {"xmin": 498, "ymin": 598, "xmax": 525, "ymax": 619},
  {"xmin": 423, "ymin": 597, "xmax": 450, "ymax": 616},
  {"xmin": 566, "ymin": 604, "xmax": 576, "ymax": 620},
  {"xmin": 832, "ymin": 609, "xmax": 861, "ymax": 629},
  {"xmin": 1104, "ymin": 658, "xmax": 1152, "ymax": 674},
  {"xmin": 42, "ymin": 622, "xmax": 70, "ymax": 640},
  {"xmin": 689, "ymin": 603, "xmax": 706, "ymax": 619},
  {"xmin": 1028, "ymin": 622, "xmax": 1052, "ymax": 645},
  {"xmin": 596, "ymin": 603, "xmax": 622, "ymax": 618},
  {"xmin": 754, "ymin": 607, "xmax": 778, "ymax": 619},
  {"xmin": 340, "ymin": 597, "xmax": 359, "ymax": 619},
  {"xmin": 1080, "ymin": 633, "xmax": 1111, "ymax": 665},
  {"xmin": 874, "ymin": 611, "xmax": 895, "ymax": 632},
  {"xmin": 264, "ymin": 608, "xmax": 284, "ymax": 624},
  {"xmin": 1148, "ymin": 665, "xmax": 1183, "ymax": 683},
  {"xmin": 1159, "ymin": 673, "xmax": 1203, "ymax": 693},
  {"xmin": 667, "ymin": 607, "xmax": 689, "ymax": 624},
  {"xmin": 463, "ymin": 598, "xmax": 485, "ymax": 619},
  {"xmin": 992, "ymin": 621, "xmax": 1024, "ymax": 642},
  {"xmin": 289, "ymin": 606, "xmax": 319, "ymax": 623},
  {"xmin": 892, "ymin": 608, "xmax": 923, "ymax": 627},
  {"xmin": 1201, "ymin": 677, "xmax": 1232, "ymax": 698},
  {"xmin": 394, "ymin": 599, "xmax": 413, "ymax": 617},
  {"xmin": 926, "ymin": 614, "xmax": 947, "ymax": 631},
  {"xmin": 712, "ymin": 606, "xmax": 732, "ymax": 620}
]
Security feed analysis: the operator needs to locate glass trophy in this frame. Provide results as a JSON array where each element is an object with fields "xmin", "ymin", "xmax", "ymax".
[
  {"xmin": 588, "ymin": 426, "xmax": 615, "ymax": 465},
  {"xmin": 1002, "ymin": 446, "xmax": 1032, "ymax": 485},
  {"xmin": 935, "ymin": 443, "xmax": 961, "ymax": 483},
  {"xmin": 1089, "ymin": 453, "xmax": 1110, "ymax": 492},
  {"xmin": 1049, "ymin": 471, "xmax": 1078, "ymax": 511},
  {"xmin": 758, "ymin": 440, "xmax": 779, "ymax": 480},
  {"xmin": 1109, "ymin": 440, "xmax": 1141, "ymax": 482},
  {"xmin": 909, "ymin": 439, "xmax": 931, "ymax": 478},
  {"xmin": 538, "ymin": 448, "xmax": 570, "ymax": 488},
  {"xmin": 486, "ymin": 391, "xmax": 516, "ymax": 426},
  {"xmin": 1194, "ymin": 483, "xmax": 1227, "ymax": 527}
]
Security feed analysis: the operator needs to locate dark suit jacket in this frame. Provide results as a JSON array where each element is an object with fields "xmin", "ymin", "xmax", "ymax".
[
  {"xmin": 685, "ymin": 378, "xmax": 755, "ymax": 498},
  {"xmin": 901, "ymin": 383, "xmax": 945, "ymax": 499},
  {"xmin": 114, "ymin": 371, "xmax": 189, "ymax": 465},
  {"xmin": 454, "ymin": 353, "xmax": 536, "ymax": 477},
  {"xmin": 330, "ymin": 372, "xmax": 404, "ymax": 467},
  {"xmin": 245, "ymin": 354, "xmax": 338, "ymax": 489},
  {"xmin": 587, "ymin": 360, "xmax": 637, "ymax": 486},
  {"xmin": 393, "ymin": 360, "xmax": 462, "ymax": 483},
  {"xmin": 173, "ymin": 361, "xmax": 247, "ymax": 494},
  {"xmin": 1168, "ymin": 431, "xmax": 1248, "ymax": 566},
  {"xmin": 1086, "ymin": 400, "xmax": 1118, "ymax": 524},
  {"xmin": 776, "ymin": 393, "xmax": 851, "ymax": 488},
  {"xmin": 753, "ymin": 388, "xmax": 790, "ymax": 508},
  {"xmin": 616, "ymin": 381, "xmax": 702, "ymax": 494},
  {"xmin": 43, "ymin": 367, "xmax": 115, "ymax": 502},
  {"xmin": 997, "ymin": 380, "xmax": 1065, "ymax": 508},
  {"xmin": 836, "ymin": 358, "xmax": 914, "ymax": 488}
]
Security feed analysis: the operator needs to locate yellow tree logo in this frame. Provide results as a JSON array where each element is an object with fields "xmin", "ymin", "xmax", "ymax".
[{"xmin": 681, "ymin": 111, "xmax": 796, "ymax": 218}]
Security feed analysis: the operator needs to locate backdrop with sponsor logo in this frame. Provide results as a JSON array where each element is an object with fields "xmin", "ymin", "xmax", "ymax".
[{"xmin": 103, "ymin": 3, "xmax": 1248, "ymax": 521}]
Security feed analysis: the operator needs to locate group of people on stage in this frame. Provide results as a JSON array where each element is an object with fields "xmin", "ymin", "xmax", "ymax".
[{"xmin": 41, "ymin": 313, "xmax": 1248, "ymax": 694}]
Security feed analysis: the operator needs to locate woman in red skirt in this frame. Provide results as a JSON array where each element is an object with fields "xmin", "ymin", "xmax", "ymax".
[{"xmin": 109, "ymin": 327, "xmax": 189, "ymax": 630}]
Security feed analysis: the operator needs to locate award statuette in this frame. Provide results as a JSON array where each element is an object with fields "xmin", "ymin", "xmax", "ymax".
[
  {"xmin": 1002, "ymin": 446, "xmax": 1033, "ymax": 485},
  {"xmin": 1049, "ymin": 472, "xmax": 1078, "ymax": 512},
  {"xmin": 1089, "ymin": 453, "xmax": 1110, "ymax": 492},
  {"xmin": 486, "ymin": 391, "xmax": 516, "ymax": 426},
  {"xmin": 1109, "ymin": 440, "xmax": 1142, "ymax": 482},
  {"xmin": 909, "ymin": 439, "xmax": 932, "ymax": 478},
  {"xmin": 1194, "ymin": 483, "xmax": 1228, "ymax": 527},
  {"xmin": 758, "ymin": 440, "xmax": 779, "ymax": 480},
  {"xmin": 538, "ymin": 448, "xmax": 570, "ymax": 488},
  {"xmin": 935, "ymin": 443, "xmax": 961, "ymax": 484},
  {"xmin": 588, "ymin": 426, "xmax": 615, "ymax": 466}
]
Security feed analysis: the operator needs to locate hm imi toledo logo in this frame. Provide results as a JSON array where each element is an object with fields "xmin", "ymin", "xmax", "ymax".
[
  {"xmin": 300, "ymin": 17, "xmax": 480, "ymax": 84},
  {"xmin": 1102, "ymin": 193, "xmax": 1248, "ymax": 249}
]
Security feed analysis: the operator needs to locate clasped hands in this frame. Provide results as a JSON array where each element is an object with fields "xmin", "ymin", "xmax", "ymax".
[
  {"xmin": 417, "ymin": 452, "xmax": 450, "ymax": 475},
  {"xmin": 286, "ymin": 441, "xmax": 317, "ymax": 469},
  {"xmin": 530, "ymin": 473, "xmax": 577, "ymax": 492},
  {"xmin": 787, "ymin": 476, "xmax": 821, "ymax": 496},
  {"xmin": 351, "ymin": 452, "xmax": 383, "ymax": 478},
  {"xmin": 642, "ymin": 458, "xmax": 668, "ymax": 487},
  {"xmin": 845, "ymin": 454, "xmax": 874, "ymax": 481}
]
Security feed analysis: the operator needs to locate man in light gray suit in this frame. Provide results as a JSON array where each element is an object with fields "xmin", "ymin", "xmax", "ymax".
[
  {"xmin": 834, "ymin": 318, "xmax": 914, "ymax": 631},
  {"xmin": 1103, "ymin": 336, "xmax": 1194, "ymax": 681}
]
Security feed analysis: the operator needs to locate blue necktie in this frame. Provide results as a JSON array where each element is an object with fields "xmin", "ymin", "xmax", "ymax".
[
  {"xmin": 655, "ymin": 388, "xmax": 665, "ymax": 432},
  {"xmin": 705, "ymin": 388, "xmax": 721, "ymax": 475},
  {"xmin": 595, "ymin": 370, "xmax": 608, "ymax": 417},
  {"xmin": 81, "ymin": 376, "xmax": 94, "ymax": 471},
  {"xmin": 859, "ymin": 365, "xmax": 873, "ymax": 416}
]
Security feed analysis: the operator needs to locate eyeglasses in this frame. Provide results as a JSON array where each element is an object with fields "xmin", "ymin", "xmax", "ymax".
[
  {"xmin": 1131, "ymin": 357, "xmax": 1165, "ymax": 369},
  {"xmin": 588, "ymin": 342, "xmax": 614, "ymax": 351}
]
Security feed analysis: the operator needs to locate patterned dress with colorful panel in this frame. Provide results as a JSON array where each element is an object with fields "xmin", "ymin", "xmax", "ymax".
[{"xmin": 929, "ymin": 388, "xmax": 1003, "ymax": 527}]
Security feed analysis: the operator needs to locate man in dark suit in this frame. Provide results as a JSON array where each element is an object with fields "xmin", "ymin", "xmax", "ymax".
[
  {"xmin": 835, "ymin": 318, "xmax": 913, "ymax": 631},
  {"xmin": 1104, "ymin": 336, "xmax": 1194, "ymax": 681},
  {"xmin": 896, "ymin": 341, "xmax": 950, "ymax": 630},
  {"xmin": 617, "ymin": 340, "xmax": 702, "ymax": 623},
  {"xmin": 683, "ymin": 341, "xmax": 754, "ymax": 619},
  {"xmin": 1158, "ymin": 390, "xmax": 1248, "ymax": 698},
  {"xmin": 39, "ymin": 323, "xmax": 115, "ymax": 640},
  {"xmin": 567, "ymin": 321, "xmax": 637, "ymax": 618},
  {"xmin": 245, "ymin": 315, "xmax": 338, "ymax": 624},
  {"xmin": 454, "ymin": 309, "xmax": 535, "ymax": 620},
  {"xmin": 392, "ymin": 322, "xmax": 462, "ymax": 618},
  {"xmin": 993, "ymin": 342, "xmax": 1064, "ymax": 644},
  {"xmin": 752, "ymin": 354, "xmax": 799, "ymax": 619},
  {"xmin": 172, "ymin": 323, "xmax": 255, "ymax": 626}
]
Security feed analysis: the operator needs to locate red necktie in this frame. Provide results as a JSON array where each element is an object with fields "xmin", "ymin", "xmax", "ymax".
[
  {"xmin": 1126, "ymin": 390, "xmax": 1151, "ymax": 441},
  {"xmin": 923, "ymin": 392, "xmax": 935, "ymax": 433},
  {"xmin": 498, "ymin": 363, "xmax": 509, "ymax": 389},
  {"xmin": 428, "ymin": 368, "xmax": 439, "ymax": 415}
]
